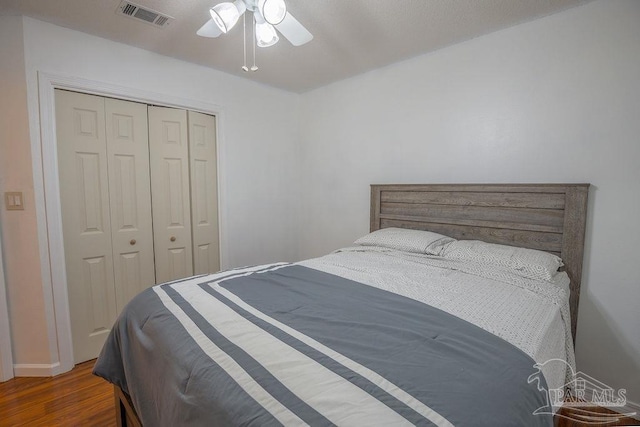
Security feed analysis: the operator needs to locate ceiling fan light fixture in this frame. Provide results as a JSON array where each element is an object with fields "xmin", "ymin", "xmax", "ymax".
[
  {"xmin": 258, "ymin": 0, "xmax": 287, "ymax": 25},
  {"xmin": 210, "ymin": 0, "xmax": 246, "ymax": 33},
  {"xmin": 255, "ymin": 21, "xmax": 279, "ymax": 47}
]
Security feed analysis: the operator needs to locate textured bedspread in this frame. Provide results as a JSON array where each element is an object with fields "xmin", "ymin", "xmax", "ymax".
[
  {"xmin": 301, "ymin": 247, "xmax": 575, "ymax": 393},
  {"xmin": 94, "ymin": 258, "xmax": 557, "ymax": 426}
]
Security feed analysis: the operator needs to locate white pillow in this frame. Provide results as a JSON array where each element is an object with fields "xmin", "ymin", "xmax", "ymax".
[
  {"xmin": 439, "ymin": 240, "xmax": 563, "ymax": 281},
  {"xmin": 354, "ymin": 227, "xmax": 455, "ymax": 255}
]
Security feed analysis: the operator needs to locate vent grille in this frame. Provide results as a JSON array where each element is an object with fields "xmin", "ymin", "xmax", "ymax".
[
  {"xmin": 155, "ymin": 15, "xmax": 169, "ymax": 26},
  {"xmin": 116, "ymin": 1, "xmax": 173, "ymax": 28}
]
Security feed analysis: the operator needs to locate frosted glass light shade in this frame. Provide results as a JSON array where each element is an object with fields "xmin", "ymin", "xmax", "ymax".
[
  {"xmin": 256, "ymin": 22, "xmax": 279, "ymax": 47},
  {"xmin": 258, "ymin": 0, "xmax": 287, "ymax": 25},
  {"xmin": 210, "ymin": 1, "xmax": 244, "ymax": 33}
]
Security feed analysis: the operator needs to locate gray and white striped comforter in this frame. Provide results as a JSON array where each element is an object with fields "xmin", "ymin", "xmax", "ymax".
[{"xmin": 94, "ymin": 259, "xmax": 556, "ymax": 426}]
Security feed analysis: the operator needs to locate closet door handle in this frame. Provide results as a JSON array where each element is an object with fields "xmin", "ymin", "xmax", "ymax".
[
  {"xmin": 130, "ymin": 239, "xmax": 136, "ymax": 245},
  {"xmin": 170, "ymin": 236, "xmax": 176, "ymax": 242}
]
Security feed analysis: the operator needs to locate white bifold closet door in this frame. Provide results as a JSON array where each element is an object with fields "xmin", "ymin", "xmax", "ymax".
[
  {"xmin": 188, "ymin": 111, "xmax": 220, "ymax": 274},
  {"xmin": 148, "ymin": 106, "xmax": 194, "ymax": 283},
  {"xmin": 148, "ymin": 107, "xmax": 220, "ymax": 281},
  {"xmin": 105, "ymin": 98, "xmax": 156, "ymax": 309},
  {"xmin": 57, "ymin": 93, "xmax": 219, "ymax": 363},
  {"xmin": 56, "ymin": 90, "xmax": 155, "ymax": 363}
]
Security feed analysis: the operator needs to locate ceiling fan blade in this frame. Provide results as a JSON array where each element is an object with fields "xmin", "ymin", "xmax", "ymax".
[
  {"xmin": 275, "ymin": 12, "xmax": 313, "ymax": 46},
  {"xmin": 196, "ymin": 19, "xmax": 223, "ymax": 38}
]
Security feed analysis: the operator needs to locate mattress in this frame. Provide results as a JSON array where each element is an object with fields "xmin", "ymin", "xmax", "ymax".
[{"xmin": 94, "ymin": 247, "xmax": 574, "ymax": 426}]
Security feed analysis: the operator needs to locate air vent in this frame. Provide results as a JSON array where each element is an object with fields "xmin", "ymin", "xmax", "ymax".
[{"xmin": 116, "ymin": 1, "xmax": 173, "ymax": 28}]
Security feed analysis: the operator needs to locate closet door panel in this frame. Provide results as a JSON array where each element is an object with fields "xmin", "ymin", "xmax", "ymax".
[
  {"xmin": 55, "ymin": 90, "xmax": 117, "ymax": 363},
  {"xmin": 188, "ymin": 111, "xmax": 220, "ymax": 274},
  {"xmin": 149, "ymin": 106, "xmax": 193, "ymax": 283},
  {"xmin": 105, "ymin": 98, "xmax": 156, "ymax": 308}
]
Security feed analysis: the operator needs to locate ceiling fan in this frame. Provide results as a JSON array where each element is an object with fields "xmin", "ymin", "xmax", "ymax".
[{"xmin": 196, "ymin": 0, "xmax": 313, "ymax": 48}]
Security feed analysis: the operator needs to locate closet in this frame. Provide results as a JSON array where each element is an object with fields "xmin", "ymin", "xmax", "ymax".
[{"xmin": 55, "ymin": 90, "xmax": 219, "ymax": 363}]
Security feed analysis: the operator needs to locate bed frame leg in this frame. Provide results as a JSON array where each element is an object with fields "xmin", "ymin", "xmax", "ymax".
[{"xmin": 114, "ymin": 384, "xmax": 143, "ymax": 427}]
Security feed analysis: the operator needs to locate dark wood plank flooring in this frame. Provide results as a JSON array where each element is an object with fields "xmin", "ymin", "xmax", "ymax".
[
  {"xmin": 0, "ymin": 360, "xmax": 115, "ymax": 426},
  {"xmin": 555, "ymin": 402, "xmax": 639, "ymax": 427}
]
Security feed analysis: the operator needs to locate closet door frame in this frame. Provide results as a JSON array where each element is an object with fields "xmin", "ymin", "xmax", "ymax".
[
  {"xmin": 0, "ymin": 226, "xmax": 14, "ymax": 381},
  {"xmin": 34, "ymin": 72, "xmax": 226, "ymax": 375}
]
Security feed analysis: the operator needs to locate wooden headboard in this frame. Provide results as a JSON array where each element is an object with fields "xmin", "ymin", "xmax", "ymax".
[{"xmin": 370, "ymin": 183, "xmax": 589, "ymax": 342}]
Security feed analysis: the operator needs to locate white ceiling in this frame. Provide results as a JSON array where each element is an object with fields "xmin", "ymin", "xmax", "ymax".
[{"xmin": 0, "ymin": 0, "xmax": 593, "ymax": 93}]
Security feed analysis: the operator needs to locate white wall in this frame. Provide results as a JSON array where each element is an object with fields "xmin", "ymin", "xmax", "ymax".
[
  {"xmin": 0, "ymin": 16, "xmax": 53, "ymax": 370},
  {"xmin": 1, "ymin": 16, "xmax": 302, "ymax": 371},
  {"xmin": 299, "ymin": 0, "xmax": 640, "ymax": 405}
]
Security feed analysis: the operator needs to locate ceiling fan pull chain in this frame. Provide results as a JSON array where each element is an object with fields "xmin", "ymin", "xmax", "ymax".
[
  {"xmin": 251, "ymin": 13, "xmax": 258, "ymax": 71},
  {"xmin": 241, "ymin": 13, "xmax": 249, "ymax": 72}
]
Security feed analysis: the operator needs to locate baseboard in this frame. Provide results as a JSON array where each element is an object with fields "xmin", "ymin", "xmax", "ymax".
[
  {"xmin": 13, "ymin": 362, "xmax": 62, "ymax": 377},
  {"xmin": 619, "ymin": 399, "xmax": 640, "ymax": 421}
]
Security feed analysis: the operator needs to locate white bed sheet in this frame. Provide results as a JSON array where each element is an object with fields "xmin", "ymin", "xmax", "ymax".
[{"xmin": 299, "ymin": 246, "xmax": 575, "ymax": 394}]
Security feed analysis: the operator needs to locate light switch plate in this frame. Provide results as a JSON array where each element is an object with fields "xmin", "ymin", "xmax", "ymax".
[{"xmin": 5, "ymin": 192, "xmax": 24, "ymax": 211}]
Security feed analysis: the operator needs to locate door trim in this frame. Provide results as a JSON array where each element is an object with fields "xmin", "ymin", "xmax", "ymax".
[
  {"xmin": 34, "ymin": 71, "xmax": 227, "ymax": 373},
  {"xmin": 0, "ymin": 227, "xmax": 14, "ymax": 381}
]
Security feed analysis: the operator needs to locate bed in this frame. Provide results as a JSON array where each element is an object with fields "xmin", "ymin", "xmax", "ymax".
[{"xmin": 94, "ymin": 183, "xmax": 589, "ymax": 427}]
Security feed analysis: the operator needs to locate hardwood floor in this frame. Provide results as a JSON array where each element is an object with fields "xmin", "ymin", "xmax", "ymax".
[
  {"xmin": 0, "ymin": 360, "xmax": 637, "ymax": 426},
  {"xmin": 555, "ymin": 404, "xmax": 640, "ymax": 427},
  {"xmin": 0, "ymin": 360, "xmax": 115, "ymax": 426}
]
